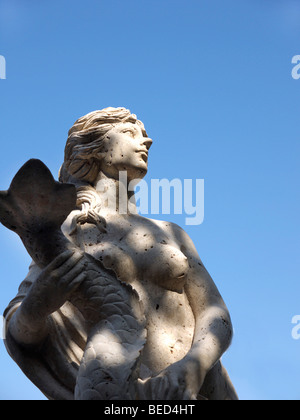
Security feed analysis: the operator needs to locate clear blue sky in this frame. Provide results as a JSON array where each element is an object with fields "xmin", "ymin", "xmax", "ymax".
[{"xmin": 0, "ymin": 0, "xmax": 299, "ymax": 400}]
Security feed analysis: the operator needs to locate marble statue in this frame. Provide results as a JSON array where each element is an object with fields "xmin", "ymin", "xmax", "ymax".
[{"xmin": 1, "ymin": 107, "xmax": 238, "ymax": 400}]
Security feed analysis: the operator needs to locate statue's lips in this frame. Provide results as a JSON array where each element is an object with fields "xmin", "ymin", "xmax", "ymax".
[{"xmin": 136, "ymin": 150, "xmax": 148, "ymax": 162}]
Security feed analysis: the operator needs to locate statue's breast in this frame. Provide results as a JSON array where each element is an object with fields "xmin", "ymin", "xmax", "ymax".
[{"xmin": 75, "ymin": 217, "xmax": 190, "ymax": 294}]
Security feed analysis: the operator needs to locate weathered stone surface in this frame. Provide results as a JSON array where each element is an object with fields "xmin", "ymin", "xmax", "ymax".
[{"xmin": 1, "ymin": 107, "xmax": 238, "ymax": 400}]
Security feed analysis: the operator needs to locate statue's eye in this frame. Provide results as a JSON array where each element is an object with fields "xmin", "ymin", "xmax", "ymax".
[{"xmin": 123, "ymin": 129, "xmax": 135, "ymax": 137}]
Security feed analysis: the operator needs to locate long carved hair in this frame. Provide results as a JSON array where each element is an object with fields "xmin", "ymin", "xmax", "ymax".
[{"xmin": 59, "ymin": 107, "xmax": 148, "ymax": 231}]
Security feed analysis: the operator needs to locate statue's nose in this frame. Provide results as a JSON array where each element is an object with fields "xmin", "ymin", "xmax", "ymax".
[{"xmin": 142, "ymin": 137, "xmax": 153, "ymax": 151}]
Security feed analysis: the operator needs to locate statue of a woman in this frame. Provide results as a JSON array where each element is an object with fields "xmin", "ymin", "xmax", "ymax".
[{"xmin": 3, "ymin": 107, "xmax": 238, "ymax": 400}]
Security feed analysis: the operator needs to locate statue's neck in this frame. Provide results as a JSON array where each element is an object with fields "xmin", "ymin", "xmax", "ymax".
[{"xmin": 94, "ymin": 171, "xmax": 137, "ymax": 216}]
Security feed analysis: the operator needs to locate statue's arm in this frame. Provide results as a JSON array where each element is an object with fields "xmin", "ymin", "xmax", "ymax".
[
  {"xmin": 8, "ymin": 250, "xmax": 85, "ymax": 348},
  {"xmin": 176, "ymin": 225, "xmax": 233, "ymax": 394}
]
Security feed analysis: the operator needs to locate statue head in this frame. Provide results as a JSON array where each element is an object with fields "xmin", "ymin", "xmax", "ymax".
[{"xmin": 60, "ymin": 107, "xmax": 153, "ymax": 185}]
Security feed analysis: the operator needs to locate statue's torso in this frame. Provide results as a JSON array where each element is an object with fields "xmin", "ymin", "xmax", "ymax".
[{"xmin": 65, "ymin": 213, "xmax": 195, "ymax": 376}]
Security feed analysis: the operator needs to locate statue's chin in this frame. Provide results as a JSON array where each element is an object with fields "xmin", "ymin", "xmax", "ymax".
[{"xmin": 126, "ymin": 167, "xmax": 148, "ymax": 184}]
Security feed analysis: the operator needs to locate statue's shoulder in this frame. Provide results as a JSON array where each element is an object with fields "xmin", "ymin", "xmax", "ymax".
[{"xmin": 148, "ymin": 217, "xmax": 191, "ymax": 243}]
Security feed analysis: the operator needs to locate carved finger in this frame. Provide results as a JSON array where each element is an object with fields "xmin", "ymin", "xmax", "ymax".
[
  {"xmin": 137, "ymin": 377, "xmax": 152, "ymax": 400},
  {"xmin": 61, "ymin": 261, "xmax": 86, "ymax": 284},
  {"xmin": 53, "ymin": 251, "xmax": 84, "ymax": 277},
  {"xmin": 66, "ymin": 272, "xmax": 86, "ymax": 293},
  {"xmin": 45, "ymin": 249, "xmax": 75, "ymax": 273},
  {"xmin": 136, "ymin": 378, "xmax": 148, "ymax": 400},
  {"xmin": 151, "ymin": 376, "xmax": 166, "ymax": 400},
  {"xmin": 164, "ymin": 376, "xmax": 179, "ymax": 400},
  {"xmin": 182, "ymin": 389, "xmax": 197, "ymax": 400}
]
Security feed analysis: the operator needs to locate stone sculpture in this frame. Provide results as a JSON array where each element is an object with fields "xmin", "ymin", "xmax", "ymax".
[{"xmin": 1, "ymin": 107, "xmax": 238, "ymax": 400}]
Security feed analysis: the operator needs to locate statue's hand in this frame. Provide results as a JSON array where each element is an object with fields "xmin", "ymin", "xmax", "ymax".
[
  {"xmin": 23, "ymin": 250, "xmax": 86, "ymax": 320},
  {"xmin": 137, "ymin": 356, "xmax": 206, "ymax": 400}
]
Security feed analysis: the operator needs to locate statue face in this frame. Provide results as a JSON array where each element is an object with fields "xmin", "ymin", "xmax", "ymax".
[{"xmin": 98, "ymin": 123, "xmax": 153, "ymax": 182}]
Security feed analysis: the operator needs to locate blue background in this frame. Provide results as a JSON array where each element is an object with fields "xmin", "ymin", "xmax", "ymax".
[{"xmin": 0, "ymin": 0, "xmax": 299, "ymax": 400}]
